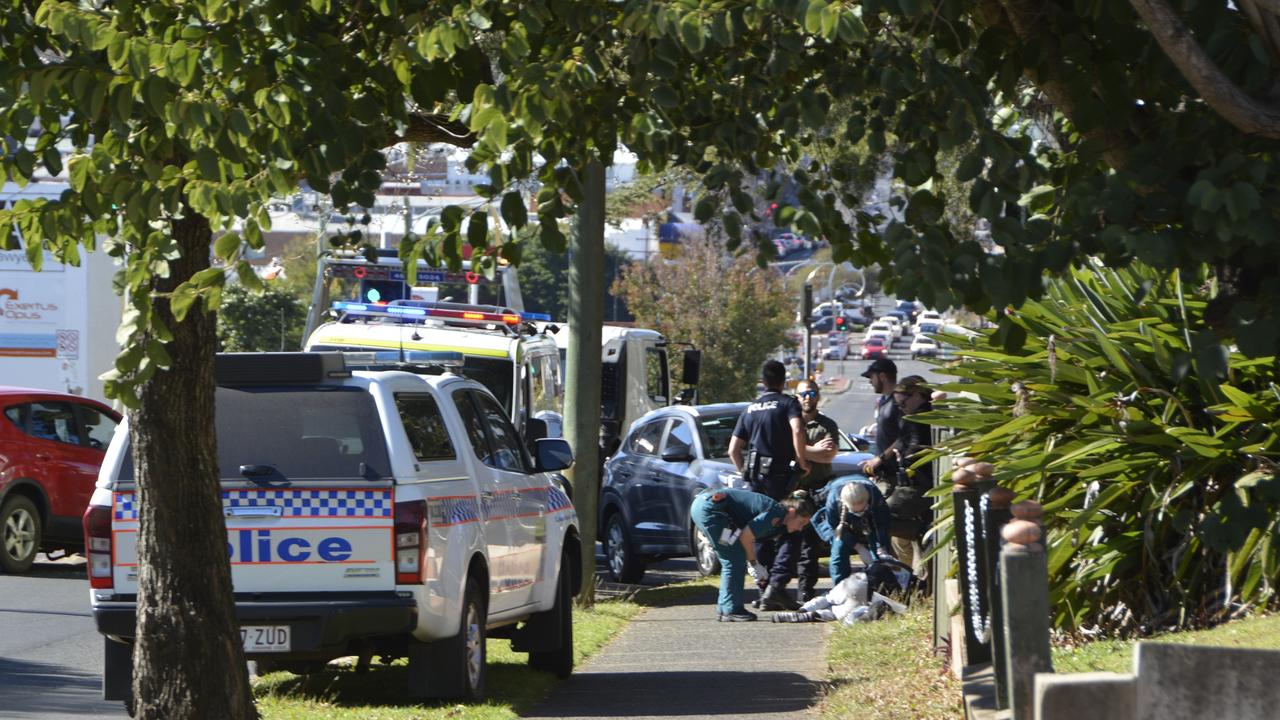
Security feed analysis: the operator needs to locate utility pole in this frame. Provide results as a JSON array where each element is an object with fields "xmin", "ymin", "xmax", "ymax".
[
  {"xmin": 802, "ymin": 283, "xmax": 813, "ymax": 380},
  {"xmin": 565, "ymin": 159, "xmax": 605, "ymax": 607}
]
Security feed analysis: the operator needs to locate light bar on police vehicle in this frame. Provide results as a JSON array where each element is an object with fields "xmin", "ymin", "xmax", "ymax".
[
  {"xmin": 331, "ymin": 301, "xmax": 550, "ymax": 325},
  {"xmin": 341, "ymin": 350, "xmax": 465, "ymax": 368}
]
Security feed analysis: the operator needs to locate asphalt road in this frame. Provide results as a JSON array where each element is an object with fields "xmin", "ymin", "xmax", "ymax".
[{"xmin": 0, "ymin": 556, "xmax": 126, "ymax": 719}]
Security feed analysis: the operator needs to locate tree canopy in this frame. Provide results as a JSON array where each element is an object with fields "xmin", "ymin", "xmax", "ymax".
[{"xmin": 614, "ymin": 237, "xmax": 794, "ymax": 403}]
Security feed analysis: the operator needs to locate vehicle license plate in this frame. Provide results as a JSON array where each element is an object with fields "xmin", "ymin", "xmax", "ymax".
[{"xmin": 240, "ymin": 625, "xmax": 291, "ymax": 652}]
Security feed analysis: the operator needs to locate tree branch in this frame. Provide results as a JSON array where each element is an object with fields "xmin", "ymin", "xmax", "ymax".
[
  {"xmin": 1129, "ymin": 0, "xmax": 1280, "ymax": 138},
  {"xmin": 398, "ymin": 112, "xmax": 476, "ymax": 147},
  {"xmin": 995, "ymin": 0, "xmax": 1134, "ymax": 169}
]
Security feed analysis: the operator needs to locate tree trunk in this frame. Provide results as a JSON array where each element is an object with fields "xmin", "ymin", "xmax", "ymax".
[
  {"xmin": 131, "ymin": 212, "xmax": 256, "ymax": 719},
  {"xmin": 564, "ymin": 160, "xmax": 605, "ymax": 607}
]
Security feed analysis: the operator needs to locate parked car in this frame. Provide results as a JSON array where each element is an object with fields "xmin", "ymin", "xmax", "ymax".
[
  {"xmin": 600, "ymin": 403, "xmax": 756, "ymax": 583},
  {"xmin": 861, "ymin": 337, "xmax": 888, "ymax": 359},
  {"xmin": 87, "ymin": 352, "xmax": 580, "ymax": 706},
  {"xmin": 832, "ymin": 430, "xmax": 877, "ymax": 473},
  {"xmin": 910, "ymin": 335, "xmax": 941, "ymax": 359},
  {"xmin": 1, "ymin": 386, "xmax": 121, "ymax": 573}
]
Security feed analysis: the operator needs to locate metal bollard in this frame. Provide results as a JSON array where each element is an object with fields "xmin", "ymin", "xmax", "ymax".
[
  {"xmin": 985, "ymin": 485, "xmax": 1014, "ymax": 709},
  {"xmin": 1000, "ymin": 501, "xmax": 1053, "ymax": 719},
  {"xmin": 951, "ymin": 459, "xmax": 991, "ymax": 665}
]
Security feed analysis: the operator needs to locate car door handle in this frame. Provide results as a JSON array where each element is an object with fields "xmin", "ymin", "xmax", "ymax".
[
  {"xmin": 481, "ymin": 491, "xmax": 494, "ymax": 501},
  {"xmin": 35, "ymin": 453, "xmax": 52, "ymax": 461}
]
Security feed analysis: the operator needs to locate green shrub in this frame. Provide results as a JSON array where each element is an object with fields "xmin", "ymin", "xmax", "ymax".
[{"xmin": 920, "ymin": 263, "xmax": 1280, "ymax": 635}]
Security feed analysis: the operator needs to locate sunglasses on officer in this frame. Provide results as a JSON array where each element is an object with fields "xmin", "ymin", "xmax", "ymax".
[{"xmin": 798, "ymin": 389, "xmax": 818, "ymax": 399}]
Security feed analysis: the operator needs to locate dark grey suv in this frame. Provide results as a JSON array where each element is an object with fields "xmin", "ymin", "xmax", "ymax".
[{"xmin": 599, "ymin": 403, "xmax": 749, "ymax": 583}]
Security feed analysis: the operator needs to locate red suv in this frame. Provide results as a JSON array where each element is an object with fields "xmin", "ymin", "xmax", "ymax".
[{"xmin": 1, "ymin": 387, "xmax": 121, "ymax": 573}]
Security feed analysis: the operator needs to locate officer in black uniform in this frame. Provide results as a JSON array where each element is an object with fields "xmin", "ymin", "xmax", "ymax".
[{"xmin": 728, "ymin": 360, "xmax": 810, "ymax": 611}]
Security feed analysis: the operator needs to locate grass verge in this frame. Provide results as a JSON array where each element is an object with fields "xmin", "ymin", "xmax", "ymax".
[
  {"xmin": 821, "ymin": 603, "xmax": 963, "ymax": 720},
  {"xmin": 254, "ymin": 578, "xmax": 718, "ymax": 719},
  {"xmin": 1053, "ymin": 612, "xmax": 1280, "ymax": 674}
]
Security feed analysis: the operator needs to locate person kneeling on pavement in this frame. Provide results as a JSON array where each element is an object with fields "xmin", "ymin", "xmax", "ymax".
[
  {"xmin": 690, "ymin": 488, "xmax": 817, "ymax": 622},
  {"xmin": 811, "ymin": 477, "xmax": 894, "ymax": 586}
]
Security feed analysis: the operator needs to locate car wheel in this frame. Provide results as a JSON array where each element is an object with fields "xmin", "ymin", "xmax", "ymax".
[
  {"xmin": 603, "ymin": 513, "xmax": 644, "ymax": 584},
  {"xmin": 410, "ymin": 576, "xmax": 487, "ymax": 700},
  {"xmin": 528, "ymin": 554, "xmax": 574, "ymax": 677},
  {"xmin": 1, "ymin": 495, "xmax": 41, "ymax": 573},
  {"xmin": 692, "ymin": 525, "xmax": 720, "ymax": 577}
]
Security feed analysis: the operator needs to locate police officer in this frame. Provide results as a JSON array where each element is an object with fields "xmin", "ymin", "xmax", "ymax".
[
  {"xmin": 811, "ymin": 477, "xmax": 893, "ymax": 586},
  {"xmin": 690, "ymin": 488, "xmax": 817, "ymax": 622},
  {"xmin": 728, "ymin": 360, "xmax": 811, "ymax": 610}
]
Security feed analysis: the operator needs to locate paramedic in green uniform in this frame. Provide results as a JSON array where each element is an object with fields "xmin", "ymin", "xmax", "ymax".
[{"xmin": 690, "ymin": 488, "xmax": 817, "ymax": 622}]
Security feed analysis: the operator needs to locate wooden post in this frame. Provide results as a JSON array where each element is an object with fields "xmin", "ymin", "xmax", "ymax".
[
  {"xmin": 951, "ymin": 459, "xmax": 990, "ymax": 665},
  {"xmin": 985, "ymin": 485, "xmax": 1014, "ymax": 710},
  {"xmin": 1000, "ymin": 501, "xmax": 1053, "ymax": 719}
]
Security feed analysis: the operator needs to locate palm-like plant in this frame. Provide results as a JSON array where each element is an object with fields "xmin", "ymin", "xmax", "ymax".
[{"xmin": 920, "ymin": 263, "xmax": 1279, "ymax": 635}]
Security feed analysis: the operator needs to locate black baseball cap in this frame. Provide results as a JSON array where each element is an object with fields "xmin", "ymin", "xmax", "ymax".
[{"xmin": 860, "ymin": 358, "xmax": 897, "ymax": 378}]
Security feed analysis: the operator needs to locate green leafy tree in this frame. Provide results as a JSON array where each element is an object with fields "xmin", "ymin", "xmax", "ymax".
[
  {"xmin": 0, "ymin": 2, "xmax": 490, "ymax": 716},
  {"xmin": 518, "ymin": 238, "xmax": 633, "ymax": 322},
  {"xmin": 216, "ymin": 282, "xmax": 306, "ymax": 352},
  {"xmin": 613, "ymin": 237, "xmax": 793, "ymax": 404},
  {"xmin": 920, "ymin": 263, "xmax": 1280, "ymax": 634}
]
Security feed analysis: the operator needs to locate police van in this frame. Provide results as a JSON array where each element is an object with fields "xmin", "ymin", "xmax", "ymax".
[
  {"xmin": 305, "ymin": 301, "xmax": 564, "ymax": 447},
  {"xmin": 85, "ymin": 352, "xmax": 581, "ymax": 711}
]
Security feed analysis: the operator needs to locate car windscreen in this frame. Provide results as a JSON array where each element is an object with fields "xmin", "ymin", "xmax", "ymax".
[
  {"xmin": 117, "ymin": 386, "xmax": 391, "ymax": 481},
  {"xmin": 698, "ymin": 412, "xmax": 742, "ymax": 459}
]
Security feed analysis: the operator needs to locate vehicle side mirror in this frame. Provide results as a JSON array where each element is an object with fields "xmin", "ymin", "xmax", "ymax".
[
  {"xmin": 682, "ymin": 348, "xmax": 701, "ymax": 386},
  {"xmin": 660, "ymin": 444, "xmax": 694, "ymax": 463},
  {"xmin": 525, "ymin": 417, "xmax": 549, "ymax": 444},
  {"xmin": 534, "ymin": 438, "xmax": 574, "ymax": 472},
  {"xmin": 675, "ymin": 387, "xmax": 698, "ymax": 405}
]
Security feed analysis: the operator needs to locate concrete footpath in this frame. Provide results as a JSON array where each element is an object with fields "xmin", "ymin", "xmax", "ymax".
[{"xmin": 526, "ymin": 587, "xmax": 831, "ymax": 719}]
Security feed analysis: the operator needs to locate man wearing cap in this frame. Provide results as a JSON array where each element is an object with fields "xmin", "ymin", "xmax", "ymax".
[
  {"xmin": 859, "ymin": 357, "xmax": 901, "ymax": 483},
  {"xmin": 729, "ymin": 360, "xmax": 811, "ymax": 610},
  {"xmin": 883, "ymin": 375, "xmax": 935, "ymax": 577}
]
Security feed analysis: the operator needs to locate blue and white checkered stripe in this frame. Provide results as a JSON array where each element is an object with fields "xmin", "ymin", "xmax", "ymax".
[
  {"xmin": 223, "ymin": 489, "xmax": 390, "ymax": 518},
  {"xmin": 112, "ymin": 489, "xmax": 391, "ymax": 521},
  {"xmin": 430, "ymin": 497, "xmax": 481, "ymax": 526},
  {"xmin": 546, "ymin": 486, "xmax": 573, "ymax": 512},
  {"xmin": 113, "ymin": 493, "xmax": 137, "ymax": 521}
]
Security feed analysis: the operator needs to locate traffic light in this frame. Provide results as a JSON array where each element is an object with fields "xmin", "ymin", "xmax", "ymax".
[
  {"xmin": 361, "ymin": 279, "xmax": 404, "ymax": 305},
  {"xmin": 834, "ymin": 316, "xmax": 846, "ymax": 332},
  {"xmin": 802, "ymin": 284, "xmax": 813, "ymax": 326}
]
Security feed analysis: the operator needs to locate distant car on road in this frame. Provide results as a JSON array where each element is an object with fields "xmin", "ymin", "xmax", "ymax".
[
  {"xmin": 877, "ymin": 315, "xmax": 906, "ymax": 339},
  {"xmin": 861, "ymin": 337, "xmax": 888, "ymax": 359},
  {"xmin": 865, "ymin": 322, "xmax": 895, "ymax": 343},
  {"xmin": 1, "ymin": 387, "xmax": 121, "ymax": 573},
  {"xmin": 895, "ymin": 300, "xmax": 921, "ymax": 323},
  {"xmin": 910, "ymin": 335, "xmax": 941, "ymax": 359},
  {"xmin": 600, "ymin": 403, "xmax": 751, "ymax": 583}
]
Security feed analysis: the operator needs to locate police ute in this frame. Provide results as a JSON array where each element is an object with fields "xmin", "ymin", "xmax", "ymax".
[{"xmin": 85, "ymin": 352, "xmax": 581, "ymax": 711}]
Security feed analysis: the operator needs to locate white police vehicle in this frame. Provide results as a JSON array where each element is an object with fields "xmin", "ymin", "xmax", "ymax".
[{"xmin": 85, "ymin": 352, "xmax": 581, "ymax": 711}]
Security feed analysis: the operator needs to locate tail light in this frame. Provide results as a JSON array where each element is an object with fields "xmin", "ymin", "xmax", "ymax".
[
  {"xmin": 83, "ymin": 505, "xmax": 113, "ymax": 589},
  {"xmin": 394, "ymin": 500, "xmax": 427, "ymax": 585}
]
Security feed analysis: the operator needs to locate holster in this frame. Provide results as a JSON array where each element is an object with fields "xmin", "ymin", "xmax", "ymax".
[{"xmin": 744, "ymin": 450, "xmax": 773, "ymax": 487}]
